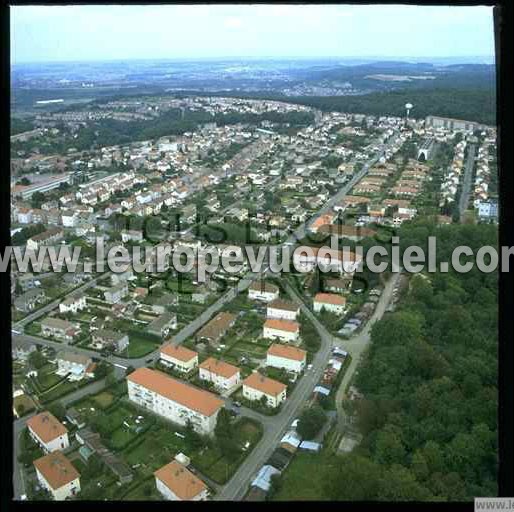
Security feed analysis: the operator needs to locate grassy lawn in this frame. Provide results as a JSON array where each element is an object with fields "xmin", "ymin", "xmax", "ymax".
[
  {"xmin": 191, "ymin": 418, "xmax": 263, "ymax": 484},
  {"xmin": 272, "ymin": 452, "xmax": 336, "ymax": 501},
  {"xmin": 121, "ymin": 478, "xmax": 162, "ymax": 500},
  {"xmin": 92, "ymin": 391, "xmax": 115, "ymax": 409},
  {"xmin": 109, "ymin": 425, "xmax": 141, "ymax": 451},
  {"xmin": 14, "ymin": 394, "xmax": 36, "ymax": 417},
  {"xmin": 38, "ymin": 379, "xmax": 83, "ymax": 403},
  {"xmin": 35, "ymin": 363, "xmax": 62, "ymax": 389},
  {"xmin": 122, "ymin": 425, "xmax": 190, "ymax": 477},
  {"xmin": 24, "ymin": 321, "xmax": 42, "ymax": 336},
  {"xmin": 125, "ymin": 334, "xmax": 161, "ymax": 358}
]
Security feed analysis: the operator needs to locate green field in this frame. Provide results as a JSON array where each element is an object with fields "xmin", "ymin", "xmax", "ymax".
[
  {"xmin": 271, "ymin": 452, "xmax": 336, "ymax": 501},
  {"xmin": 126, "ymin": 335, "xmax": 161, "ymax": 358}
]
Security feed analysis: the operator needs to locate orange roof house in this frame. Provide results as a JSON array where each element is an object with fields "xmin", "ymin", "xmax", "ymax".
[
  {"xmin": 154, "ymin": 460, "xmax": 207, "ymax": 500},
  {"xmin": 243, "ymin": 372, "xmax": 287, "ymax": 397},
  {"xmin": 27, "ymin": 412, "xmax": 68, "ymax": 444},
  {"xmin": 199, "ymin": 357, "xmax": 240, "ymax": 379},
  {"xmin": 267, "ymin": 344, "xmax": 307, "ymax": 362}
]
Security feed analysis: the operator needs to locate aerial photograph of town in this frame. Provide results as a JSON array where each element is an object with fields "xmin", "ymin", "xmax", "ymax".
[{"xmin": 8, "ymin": 3, "xmax": 502, "ymax": 504}]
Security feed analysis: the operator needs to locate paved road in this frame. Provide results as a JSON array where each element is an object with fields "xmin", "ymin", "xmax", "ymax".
[
  {"xmin": 12, "ymin": 377, "xmax": 108, "ymax": 500},
  {"xmin": 13, "ymin": 271, "xmax": 111, "ymax": 331},
  {"xmin": 216, "ymin": 278, "xmax": 339, "ymax": 500},
  {"xmin": 459, "ymin": 143, "xmax": 476, "ymax": 221},
  {"xmin": 333, "ymin": 271, "xmax": 402, "ymax": 432}
]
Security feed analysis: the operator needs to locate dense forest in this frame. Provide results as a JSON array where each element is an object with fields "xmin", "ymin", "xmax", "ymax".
[
  {"xmin": 10, "ymin": 117, "xmax": 34, "ymax": 135},
  {"xmin": 285, "ymin": 88, "xmax": 495, "ymax": 127},
  {"xmin": 317, "ymin": 219, "xmax": 497, "ymax": 501},
  {"xmin": 179, "ymin": 88, "xmax": 495, "ymax": 126}
]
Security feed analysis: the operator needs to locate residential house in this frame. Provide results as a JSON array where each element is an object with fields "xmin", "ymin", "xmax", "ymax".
[
  {"xmin": 242, "ymin": 372, "xmax": 287, "ymax": 408},
  {"xmin": 293, "ymin": 247, "xmax": 362, "ymax": 275},
  {"xmin": 14, "ymin": 288, "xmax": 46, "ymax": 313},
  {"xmin": 263, "ymin": 319, "xmax": 300, "ymax": 343},
  {"xmin": 313, "ymin": 293, "xmax": 347, "ymax": 315},
  {"xmin": 121, "ymin": 230, "xmax": 144, "ymax": 243},
  {"xmin": 160, "ymin": 344, "xmax": 199, "ymax": 373},
  {"xmin": 56, "ymin": 351, "xmax": 92, "ymax": 380},
  {"xmin": 59, "ymin": 295, "xmax": 87, "ymax": 314},
  {"xmin": 12, "ymin": 339, "xmax": 37, "ymax": 362},
  {"xmin": 154, "ymin": 460, "xmax": 208, "ymax": 501},
  {"xmin": 248, "ymin": 281, "xmax": 279, "ymax": 302},
  {"xmin": 147, "ymin": 312, "xmax": 178, "ymax": 339},
  {"xmin": 41, "ymin": 318, "xmax": 79, "ymax": 343},
  {"xmin": 198, "ymin": 358, "xmax": 241, "ymax": 393},
  {"xmin": 91, "ymin": 329, "xmax": 129, "ymax": 352},
  {"xmin": 195, "ymin": 312, "xmax": 236, "ymax": 346},
  {"xmin": 323, "ymin": 278, "xmax": 352, "ymax": 294},
  {"xmin": 33, "ymin": 452, "xmax": 80, "ymax": 501},
  {"xmin": 266, "ymin": 299, "xmax": 299, "ymax": 321},
  {"xmin": 266, "ymin": 344, "xmax": 307, "ymax": 374},
  {"xmin": 103, "ymin": 282, "xmax": 128, "ymax": 304},
  {"xmin": 27, "ymin": 412, "xmax": 70, "ymax": 453},
  {"xmin": 26, "ymin": 228, "xmax": 64, "ymax": 251}
]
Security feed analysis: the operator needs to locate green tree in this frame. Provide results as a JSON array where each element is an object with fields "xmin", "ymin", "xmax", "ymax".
[
  {"xmin": 379, "ymin": 464, "xmax": 432, "ymax": 501},
  {"xmin": 297, "ymin": 405, "xmax": 326, "ymax": 440},
  {"xmin": 30, "ymin": 191, "xmax": 46, "ymax": 209},
  {"xmin": 48, "ymin": 401, "xmax": 66, "ymax": 420},
  {"xmin": 325, "ymin": 454, "xmax": 382, "ymax": 500},
  {"xmin": 374, "ymin": 425, "xmax": 407, "ymax": 466},
  {"xmin": 28, "ymin": 350, "xmax": 47, "ymax": 370}
]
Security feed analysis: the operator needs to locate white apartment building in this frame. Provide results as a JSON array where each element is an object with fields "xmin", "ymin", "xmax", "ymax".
[
  {"xmin": 154, "ymin": 460, "xmax": 208, "ymax": 501},
  {"xmin": 27, "ymin": 412, "xmax": 70, "ymax": 453},
  {"xmin": 313, "ymin": 293, "xmax": 347, "ymax": 315},
  {"xmin": 263, "ymin": 318, "xmax": 300, "ymax": 343},
  {"xmin": 59, "ymin": 295, "xmax": 87, "ymax": 314},
  {"xmin": 248, "ymin": 281, "xmax": 280, "ymax": 302},
  {"xmin": 127, "ymin": 368, "xmax": 224, "ymax": 435},
  {"xmin": 293, "ymin": 247, "xmax": 362, "ymax": 275},
  {"xmin": 266, "ymin": 299, "xmax": 299, "ymax": 321},
  {"xmin": 159, "ymin": 344, "xmax": 199, "ymax": 373},
  {"xmin": 33, "ymin": 452, "xmax": 80, "ymax": 501},
  {"xmin": 198, "ymin": 357, "xmax": 241, "ymax": 393},
  {"xmin": 242, "ymin": 372, "xmax": 287, "ymax": 409},
  {"xmin": 266, "ymin": 344, "xmax": 307, "ymax": 374}
]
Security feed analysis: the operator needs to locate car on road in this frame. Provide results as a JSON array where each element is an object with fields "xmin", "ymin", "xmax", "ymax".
[
  {"xmin": 146, "ymin": 358, "xmax": 154, "ymax": 364},
  {"xmin": 233, "ymin": 401, "xmax": 242, "ymax": 408},
  {"xmin": 307, "ymin": 364, "xmax": 313, "ymax": 371}
]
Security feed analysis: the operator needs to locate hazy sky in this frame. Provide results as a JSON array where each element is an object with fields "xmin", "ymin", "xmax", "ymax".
[{"xmin": 11, "ymin": 4, "xmax": 495, "ymax": 64}]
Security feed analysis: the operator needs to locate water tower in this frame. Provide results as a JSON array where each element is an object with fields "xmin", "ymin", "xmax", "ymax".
[{"xmin": 405, "ymin": 103, "xmax": 413, "ymax": 120}]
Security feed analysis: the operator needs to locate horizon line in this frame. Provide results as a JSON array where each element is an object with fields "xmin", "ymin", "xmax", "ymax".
[{"xmin": 11, "ymin": 54, "xmax": 496, "ymax": 66}]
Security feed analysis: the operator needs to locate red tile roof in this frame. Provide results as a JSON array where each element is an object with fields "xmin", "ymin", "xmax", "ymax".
[
  {"xmin": 243, "ymin": 372, "xmax": 287, "ymax": 396},
  {"xmin": 267, "ymin": 344, "xmax": 307, "ymax": 362},
  {"xmin": 160, "ymin": 344, "xmax": 198, "ymax": 362},
  {"xmin": 199, "ymin": 357, "xmax": 240, "ymax": 379},
  {"xmin": 128, "ymin": 368, "xmax": 223, "ymax": 417},
  {"xmin": 27, "ymin": 411, "xmax": 68, "ymax": 443},
  {"xmin": 154, "ymin": 460, "xmax": 206, "ymax": 500},
  {"xmin": 314, "ymin": 293, "xmax": 347, "ymax": 306},
  {"xmin": 264, "ymin": 318, "xmax": 300, "ymax": 333},
  {"xmin": 33, "ymin": 452, "xmax": 79, "ymax": 490}
]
